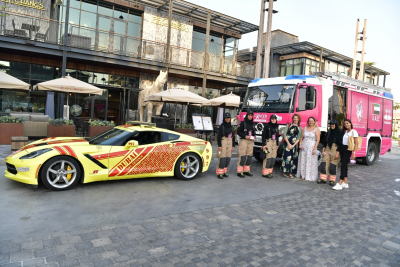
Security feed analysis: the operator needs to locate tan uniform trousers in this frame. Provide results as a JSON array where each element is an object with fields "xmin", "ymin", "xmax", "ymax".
[
  {"xmin": 320, "ymin": 144, "xmax": 341, "ymax": 182},
  {"xmin": 237, "ymin": 139, "xmax": 254, "ymax": 173},
  {"xmin": 216, "ymin": 137, "xmax": 233, "ymax": 175},
  {"xmin": 262, "ymin": 139, "xmax": 278, "ymax": 175}
]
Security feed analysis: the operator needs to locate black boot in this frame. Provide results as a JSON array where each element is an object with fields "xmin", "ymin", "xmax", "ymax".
[
  {"xmin": 223, "ymin": 173, "xmax": 229, "ymax": 178},
  {"xmin": 237, "ymin": 173, "xmax": 245, "ymax": 178},
  {"xmin": 217, "ymin": 174, "xmax": 223, "ymax": 179},
  {"xmin": 244, "ymin": 172, "xmax": 253, "ymax": 177}
]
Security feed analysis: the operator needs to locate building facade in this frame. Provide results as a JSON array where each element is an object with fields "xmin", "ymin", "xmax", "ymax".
[{"xmin": 0, "ymin": 0, "xmax": 257, "ymax": 124}]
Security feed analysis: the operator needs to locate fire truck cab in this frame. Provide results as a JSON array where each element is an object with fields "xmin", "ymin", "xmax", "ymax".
[{"xmin": 238, "ymin": 72, "xmax": 394, "ymax": 166}]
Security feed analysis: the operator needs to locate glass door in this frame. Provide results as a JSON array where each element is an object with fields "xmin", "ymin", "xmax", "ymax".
[{"xmin": 113, "ymin": 19, "xmax": 126, "ymax": 54}]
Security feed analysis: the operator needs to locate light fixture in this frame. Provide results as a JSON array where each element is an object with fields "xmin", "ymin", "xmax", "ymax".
[
  {"xmin": 194, "ymin": 86, "xmax": 198, "ymax": 90},
  {"xmin": 119, "ymin": 12, "xmax": 124, "ymax": 20},
  {"xmin": 210, "ymin": 37, "xmax": 214, "ymax": 43}
]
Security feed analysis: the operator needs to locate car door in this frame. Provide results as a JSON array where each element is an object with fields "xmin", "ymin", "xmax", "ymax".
[{"xmin": 108, "ymin": 130, "xmax": 167, "ymax": 179}]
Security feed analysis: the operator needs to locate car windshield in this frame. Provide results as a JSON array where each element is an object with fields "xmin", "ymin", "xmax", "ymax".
[
  {"xmin": 243, "ymin": 84, "xmax": 295, "ymax": 112},
  {"xmin": 89, "ymin": 128, "xmax": 134, "ymax": 145}
]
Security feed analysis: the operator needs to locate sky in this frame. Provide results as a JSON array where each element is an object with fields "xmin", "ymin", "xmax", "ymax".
[{"xmin": 186, "ymin": 0, "xmax": 400, "ymax": 103}]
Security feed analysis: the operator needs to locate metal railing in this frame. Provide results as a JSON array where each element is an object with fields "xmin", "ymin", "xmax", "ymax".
[{"xmin": 0, "ymin": 11, "xmax": 255, "ymax": 79}]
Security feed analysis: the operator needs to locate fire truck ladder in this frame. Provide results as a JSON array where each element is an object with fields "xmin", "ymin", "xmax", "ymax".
[{"xmin": 313, "ymin": 71, "xmax": 392, "ymax": 97}]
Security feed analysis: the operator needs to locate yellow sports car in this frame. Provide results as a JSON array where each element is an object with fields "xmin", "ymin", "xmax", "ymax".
[{"xmin": 5, "ymin": 122, "xmax": 212, "ymax": 191}]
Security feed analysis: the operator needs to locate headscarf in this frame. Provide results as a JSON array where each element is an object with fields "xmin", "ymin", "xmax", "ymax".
[
  {"xmin": 268, "ymin": 115, "xmax": 278, "ymax": 136},
  {"xmin": 327, "ymin": 120, "xmax": 343, "ymax": 148}
]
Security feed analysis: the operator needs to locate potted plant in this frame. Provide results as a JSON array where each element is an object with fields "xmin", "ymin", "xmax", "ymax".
[
  {"xmin": 0, "ymin": 116, "xmax": 25, "ymax": 145},
  {"xmin": 174, "ymin": 123, "xmax": 195, "ymax": 134},
  {"xmin": 47, "ymin": 119, "xmax": 75, "ymax": 137},
  {"xmin": 88, "ymin": 119, "xmax": 116, "ymax": 137}
]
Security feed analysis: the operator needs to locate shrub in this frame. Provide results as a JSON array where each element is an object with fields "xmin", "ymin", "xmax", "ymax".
[
  {"xmin": 88, "ymin": 119, "xmax": 116, "ymax": 127},
  {"xmin": 48, "ymin": 118, "xmax": 74, "ymax": 125},
  {"xmin": 0, "ymin": 115, "xmax": 25, "ymax": 123}
]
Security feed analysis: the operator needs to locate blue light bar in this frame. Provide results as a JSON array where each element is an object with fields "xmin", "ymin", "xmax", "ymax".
[
  {"xmin": 285, "ymin": 75, "xmax": 316, "ymax": 80},
  {"xmin": 383, "ymin": 92, "xmax": 393, "ymax": 99},
  {"xmin": 250, "ymin": 78, "xmax": 263, "ymax": 84}
]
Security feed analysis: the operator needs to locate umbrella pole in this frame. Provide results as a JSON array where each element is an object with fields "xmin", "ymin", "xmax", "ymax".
[
  {"xmin": 174, "ymin": 103, "xmax": 177, "ymax": 129},
  {"xmin": 181, "ymin": 104, "xmax": 183, "ymax": 125}
]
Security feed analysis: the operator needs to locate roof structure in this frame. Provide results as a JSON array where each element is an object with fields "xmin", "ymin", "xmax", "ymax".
[
  {"xmin": 131, "ymin": 0, "xmax": 259, "ymax": 35},
  {"xmin": 270, "ymin": 41, "xmax": 390, "ymax": 75}
]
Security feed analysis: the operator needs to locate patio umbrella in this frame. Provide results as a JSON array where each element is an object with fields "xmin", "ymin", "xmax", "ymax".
[
  {"xmin": 33, "ymin": 74, "xmax": 103, "ymax": 106},
  {"xmin": 0, "ymin": 71, "xmax": 30, "ymax": 91},
  {"xmin": 144, "ymin": 88, "xmax": 211, "ymax": 127},
  {"xmin": 210, "ymin": 92, "xmax": 240, "ymax": 108}
]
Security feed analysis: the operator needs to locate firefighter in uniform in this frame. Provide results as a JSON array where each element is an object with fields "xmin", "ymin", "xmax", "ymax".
[
  {"xmin": 318, "ymin": 120, "xmax": 343, "ymax": 186},
  {"xmin": 261, "ymin": 114, "xmax": 279, "ymax": 178},
  {"xmin": 237, "ymin": 110, "xmax": 255, "ymax": 178},
  {"xmin": 216, "ymin": 113, "xmax": 235, "ymax": 179}
]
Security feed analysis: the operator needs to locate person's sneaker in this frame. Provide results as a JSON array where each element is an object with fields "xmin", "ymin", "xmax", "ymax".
[
  {"xmin": 217, "ymin": 174, "xmax": 223, "ymax": 179},
  {"xmin": 223, "ymin": 173, "xmax": 229, "ymax": 178},
  {"xmin": 329, "ymin": 181, "xmax": 335, "ymax": 186},
  {"xmin": 244, "ymin": 172, "xmax": 253, "ymax": 177},
  {"xmin": 268, "ymin": 174, "xmax": 273, "ymax": 179},
  {"xmin": 341, "ymin": 182, "xmax": 349, "ymax": 189},
  {"xmin": 332, "ymin": 183, "xmax": 342, "ymax": 190},
  {"xmin": 237, "ymin": 173, "xmax": 245, "ymax": 178}
]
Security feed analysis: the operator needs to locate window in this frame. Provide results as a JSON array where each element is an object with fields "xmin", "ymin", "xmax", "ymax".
[
  {"xmin": 280, "ymin": 58, "xmax": 303, "ymax": 76},
  {"xmin": 89, "ymin": 129, "xmax": 134, "ymax": 146},
  {"xmin": 163, "ymin": 132, "xmax": 180, "ymax": 142}
]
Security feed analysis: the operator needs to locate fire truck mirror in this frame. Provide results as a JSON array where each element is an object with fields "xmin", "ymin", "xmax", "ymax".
[{"xmin": 306, "ymin": 86, "xmax": 315, "ymax": 102}]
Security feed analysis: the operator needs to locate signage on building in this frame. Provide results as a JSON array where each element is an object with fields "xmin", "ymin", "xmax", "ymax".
[
  {"xmin": 2, "ymin": 0, "xmax": 45, "ymax": 11},
  {"xmin": 151, "ymin": 15, "xmax": 189, "ymax": 32}
]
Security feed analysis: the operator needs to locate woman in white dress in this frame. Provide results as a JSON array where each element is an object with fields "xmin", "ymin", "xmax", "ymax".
[{"xmin": 299, "ymin": 117, "xmax": 320, "ymax": 181}]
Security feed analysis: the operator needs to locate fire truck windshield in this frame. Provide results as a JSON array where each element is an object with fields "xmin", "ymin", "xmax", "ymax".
[{"xmin": 243, "ymin": 84, "xmax": 295, "ymax": 112}]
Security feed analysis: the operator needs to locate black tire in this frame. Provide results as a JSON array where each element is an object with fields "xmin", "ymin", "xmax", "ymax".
[
  {"xmin": 253, "ymin": 147, "xmax": 263, "ymax": 162},
  {"xmin": 361, "ymin": 142, "xmax": 378, "ymax": 166},
  {"xmin": 41, "ymin": 156, "xmax": 82, "ymax": 191},
  {"xmin": 317, "ymin": 143, "xmax": 323, "ymax": 167},
  {"xmin": 174, "ymin": 153, "xmax": 202, "ymax": 180}
]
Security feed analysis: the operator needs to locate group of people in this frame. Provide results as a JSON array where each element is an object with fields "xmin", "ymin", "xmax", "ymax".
[{"xmin": 216, "ymin": 111, "xmax": 359, "ymax": 191}]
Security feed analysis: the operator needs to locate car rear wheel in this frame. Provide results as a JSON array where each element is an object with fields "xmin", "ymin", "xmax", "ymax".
[
  {"xmin": 174, "ymin": 153, "xmax": 202, "ymax": 180},
  {"xmin": 41, "ymin": 156, "xmax": 81, "ymax": 191}
]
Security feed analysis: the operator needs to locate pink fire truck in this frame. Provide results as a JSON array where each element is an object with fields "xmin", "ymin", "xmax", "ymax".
[{"xmin": 238, "ymin": 72, "xmax": 394, "ymax": 166}]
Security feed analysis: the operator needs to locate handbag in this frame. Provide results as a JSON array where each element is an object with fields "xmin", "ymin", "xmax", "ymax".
[{"xmin": 347, "ymin": 130, "xmax": 362, "ymax": 151}]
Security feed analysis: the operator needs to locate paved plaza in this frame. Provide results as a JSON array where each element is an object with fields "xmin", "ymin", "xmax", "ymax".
[{"xmin": 0, "ymin": 143, "xmax": 400, "ymax": 266}]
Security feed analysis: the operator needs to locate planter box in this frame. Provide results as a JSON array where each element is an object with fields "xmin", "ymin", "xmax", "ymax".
[
  {"xmin": 174, "ymin": 128, "xmax": 195, "ymax": 134},
  {"xmin": 0, "ymin": 123, "xmax": 24, "ymax": 145},
  {"xmin": 47, "ymin": 125, "xmax": 76, "ymax": 138},
  {"xmin": 89, "ymin": 126, "xmax": 113, "ymax": 137}
]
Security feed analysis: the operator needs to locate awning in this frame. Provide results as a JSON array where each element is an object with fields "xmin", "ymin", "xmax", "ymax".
[{"xmin": 0, "ymin": 71, "xmax": 30, "ymax": 91}]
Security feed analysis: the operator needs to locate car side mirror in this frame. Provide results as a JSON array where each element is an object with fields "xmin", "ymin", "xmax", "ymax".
[
  {"xmin": 124, "ymin": 140, "xmax": 138, "ymax": 149},
  {"xmin": 240, "ymin": 91, "xmax": 246, "ymax": 102},
  {"xmin": 239, "ymin": 103, "xmax": 243, "ymax": 110}
]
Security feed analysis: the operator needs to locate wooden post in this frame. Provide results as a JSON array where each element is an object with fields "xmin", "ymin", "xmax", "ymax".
[
  {"xmin": 262, "ymin": 0, "xmax": 274, "ymax": 78},
  {"xmin": 255, "ymin": 0, "xmax": 265, "ymax": 79},
  {"xmin": 202, "ymin": 11, "xmax": 211, "ymax": 97},
  {"xmin": 377, "ymin": 71, "xmax": 380, "ymax": 86},
  {"xmin": 165, "ymin": 0, "xmax": 174, "ymax": 67},
  {"xmin": 359, "ymin": 19, "xmax": 367, "ymax": 80},
  {"xmin": 351, "ymin": 19, "xmax": 360, "ymax": 78},
  {"xmin": 319, "ymin": 49, "xmax": 323, "ymax": 72}
]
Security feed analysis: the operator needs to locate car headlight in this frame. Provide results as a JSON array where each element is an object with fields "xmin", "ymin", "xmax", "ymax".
[{"xmin": 19, "ymin": 148, "xmax": 52, "ymax": 159}]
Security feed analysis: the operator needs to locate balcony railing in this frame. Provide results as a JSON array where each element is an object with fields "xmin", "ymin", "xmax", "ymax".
[{"xmin": 0, "ymin": 11, "xmax": 255, "ymax": 79}]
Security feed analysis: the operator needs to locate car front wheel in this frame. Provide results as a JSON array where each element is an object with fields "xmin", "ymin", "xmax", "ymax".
[
  {"xmin": 174, "ymin": 153, "xmax": 202, "ymax": 180},
  {"xmin": 41, "ymin": 156, "xmax": 82, "ymax": 191}
]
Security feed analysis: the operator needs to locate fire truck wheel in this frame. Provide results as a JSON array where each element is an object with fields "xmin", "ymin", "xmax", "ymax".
[{"xmin": 361, "ymin": 142, "xmax": 378, "ymax": 166}]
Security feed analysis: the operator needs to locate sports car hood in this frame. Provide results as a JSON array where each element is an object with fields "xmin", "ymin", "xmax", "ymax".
[{"xmin": 16, "ymin": 137, "xmax": 89, "ymax": 154}]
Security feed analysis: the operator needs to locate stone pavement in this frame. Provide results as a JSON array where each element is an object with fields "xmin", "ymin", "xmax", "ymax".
[{"xmin": 0, "ymin": 144, "xmax": 400, "ymax": 266}]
